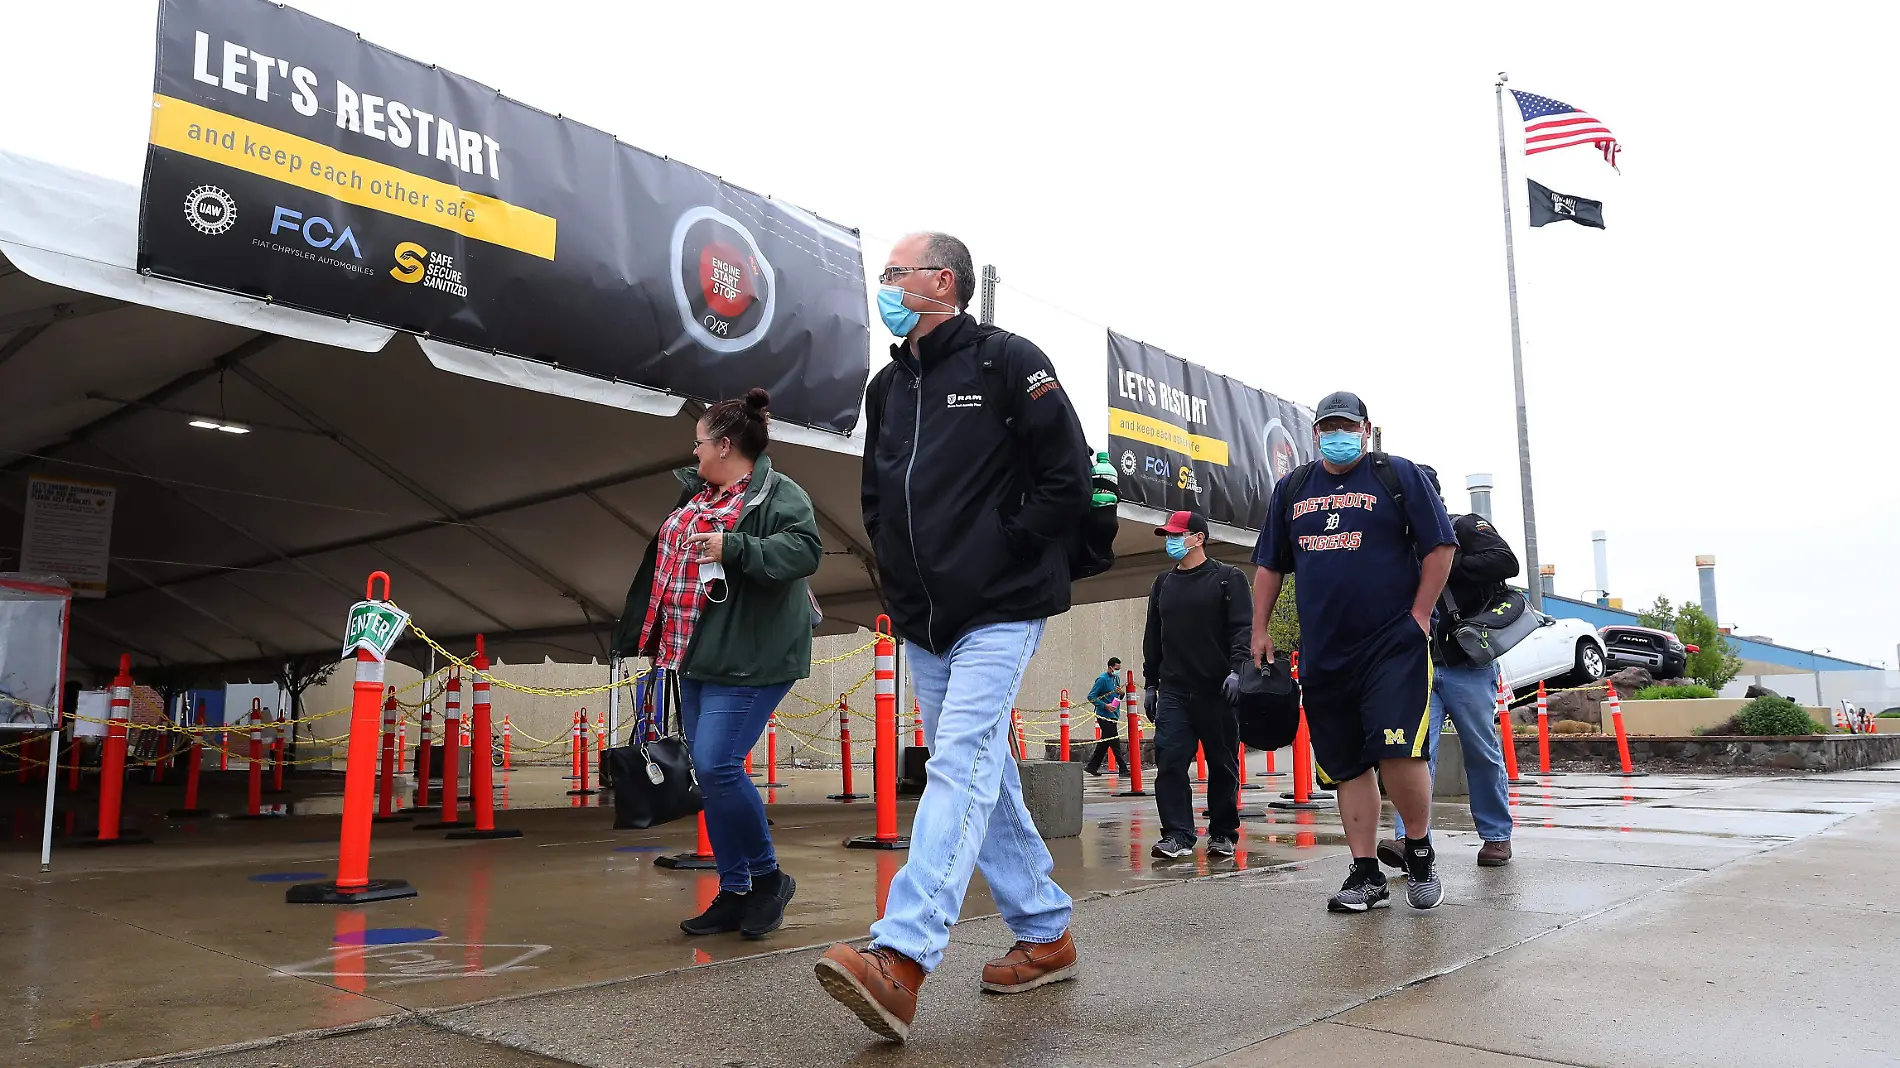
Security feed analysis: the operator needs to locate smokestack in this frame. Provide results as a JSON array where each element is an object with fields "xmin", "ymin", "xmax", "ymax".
[
  {"xmin": 1592, "ymin": 530, "xmax": 1609, "ymax": 606},
  {"xmin": 1696, "ymin": 555, "xmax": 1717, "ymax": 624},
  {"xmin": 1538, "ymin": 563, "xmax": 1556, "ymax": 598},
  {"xmin": 1465, "ymin": 473, "xmax": 1494, "ymax": 522}
]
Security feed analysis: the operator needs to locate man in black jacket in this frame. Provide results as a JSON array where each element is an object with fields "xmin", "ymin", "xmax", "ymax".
[
  {"xmin": 1143, "ymin": 511, "xmax": 1251, "ymax": 860},
  {"xmin": 1381, "ymin": 466, "xmax": 1520, "ymax": 867},
  {"xmin": 818, "ymin": 233, "xmax": 1090, "ymax": 1043}
]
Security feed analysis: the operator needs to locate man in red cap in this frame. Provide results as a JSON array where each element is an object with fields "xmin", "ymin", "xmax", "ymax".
[{"xmin": 1143, "ymin": 510, "xmax": 1252, "ymax": 860}]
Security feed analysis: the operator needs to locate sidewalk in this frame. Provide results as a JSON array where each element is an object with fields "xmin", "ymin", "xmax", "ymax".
[{"xmin": 134, "ymin": 763, "xmax": 1900, "ymax": 1068}]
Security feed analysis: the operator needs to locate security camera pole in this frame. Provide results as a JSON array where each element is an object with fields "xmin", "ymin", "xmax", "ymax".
[{"xmin": 1494, "ymin": 71, "xmax": 1543, "ymax": 611}]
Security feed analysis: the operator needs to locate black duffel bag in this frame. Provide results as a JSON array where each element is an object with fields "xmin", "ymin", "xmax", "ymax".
[
  {"xmin": 605, "ymin": 675, "xmax": 702, "ymax": 829},
  {"xmin": 1234, "ymin": 652, "xmax": 1300, "ymax": 753}
]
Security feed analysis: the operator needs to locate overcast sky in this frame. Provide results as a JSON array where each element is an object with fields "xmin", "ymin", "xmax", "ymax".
[{"xmin": 2, "ymin": 1, "xmax": 1894, "ymax": 666}]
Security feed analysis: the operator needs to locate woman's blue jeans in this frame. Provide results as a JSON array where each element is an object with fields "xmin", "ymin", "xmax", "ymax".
[{"xmin": 678, "ymin": 679, "xmax": 792, "ymax": 892}]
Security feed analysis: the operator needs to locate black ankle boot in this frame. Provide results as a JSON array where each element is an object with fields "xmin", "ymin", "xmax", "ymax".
[
  {"xmin": 741, "ymin": 869, "xmax": 796, "ymax": 940},
  {"xmin": 680, "ymin": 889, "xmax": 748, "ymax": 936}
]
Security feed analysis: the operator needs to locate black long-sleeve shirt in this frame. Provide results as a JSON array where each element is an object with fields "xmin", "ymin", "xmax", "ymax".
[
  {"xmin": 1142, "ymin": 559, "xmax": 1252, "ymax": 696},
  {"xmin": 1443, "ymin": 513, "xmax": 1520, "ymax": 617}
]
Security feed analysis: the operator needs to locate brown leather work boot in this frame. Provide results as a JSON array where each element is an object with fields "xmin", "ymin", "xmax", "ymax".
[
  {"xmin": 1477, "ymin": 839, "xmax": 1513, "ymax": 866},
  {"xmin": 815, "ymin": 943, "xmax": 924, "ymax": 1043},
  {"xmin": 980, "ymin": 930, "xmax": 1078, "ymax": 994}
]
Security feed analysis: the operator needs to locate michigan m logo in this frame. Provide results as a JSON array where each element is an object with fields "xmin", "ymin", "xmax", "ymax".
[{"xmin": 1383, "ymin": 728, "xmax": 1407, "ymax": 746}]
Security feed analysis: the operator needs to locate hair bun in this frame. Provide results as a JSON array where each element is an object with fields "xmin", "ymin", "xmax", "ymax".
[{"xmin": 744, "ymin": 387, "xmax": 771, "ymax": 412}]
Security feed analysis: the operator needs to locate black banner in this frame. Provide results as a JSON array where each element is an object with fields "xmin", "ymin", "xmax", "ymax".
[
  {"xmin": 1106, "ymin": 331, "xmax": 1313, "ymax": 530},
  {"xmin": 137, "ymin": 0, "xmax": 869, "ymax": 432}
]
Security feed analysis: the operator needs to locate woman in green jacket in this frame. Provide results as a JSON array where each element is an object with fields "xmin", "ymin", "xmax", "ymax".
[{"xmin": 616, "ymin": 388, "xmax": 821, "ymax": 940}]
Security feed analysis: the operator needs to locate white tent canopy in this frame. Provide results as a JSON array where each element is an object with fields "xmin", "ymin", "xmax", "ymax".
[{"xmin": 0, "ymin": 151, "xmax": 1257, "ymax": 679}]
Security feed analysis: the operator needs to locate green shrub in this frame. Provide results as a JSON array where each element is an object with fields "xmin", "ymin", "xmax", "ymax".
[
  {"xmin": 1879, "ymin": 708, "xmax": 1900, "ymax": 719},
  {"xmin": 1629, "ymin": 684, "xmax": 1718, "ymax": 701},
  {"xmin": 1735, "ymin": 694, "xmax": 1824, "ymax": 736}
]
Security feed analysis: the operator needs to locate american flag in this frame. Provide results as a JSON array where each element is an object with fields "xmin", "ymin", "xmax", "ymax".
[{"xmin": 1511, "ymin": 90, "xmax": 1620, "ymax": 171}]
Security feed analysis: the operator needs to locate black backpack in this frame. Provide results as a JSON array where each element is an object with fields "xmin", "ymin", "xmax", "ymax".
[{"xmin": 976, "ymin": 333, "xmax": 1118, "ymax": 580}]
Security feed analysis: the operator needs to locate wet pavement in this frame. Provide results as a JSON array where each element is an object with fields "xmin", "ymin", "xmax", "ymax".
[{"xmin": 3, "ymin": 758, "xmax": 1898, "ymax": 1066}]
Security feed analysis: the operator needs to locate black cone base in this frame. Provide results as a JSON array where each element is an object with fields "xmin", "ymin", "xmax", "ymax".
[
  {"xmin": 845, "ymin": 834, "xmax": 911, "ymax": 850},
  {"xmin": 446, "ymin": 827, "xmax": 523, "ymax": 840},
  {"xmin": 1268, "ymin": 799, "xmax": 1325, "ymax": 810},
  {"xmin": 371, "ymin": 814, "xmax": 412, "ymax": 824},
  {"xmin": 1507, "ymin": 777, "xmax": 1540, "ymax": 786},
  {"xmin": 565, "ymin": 788, "xmax": 594, "ymax": 796},
  {"xmin": 285, "ymin": 878, "xmax": 417, "ymax": 904},
  {"xmin": 1239, "ymin": 783, "xmax": 1265, "ymax": 791},
  {"xmin": 1617, "ymin": 771, "xmax": 1650, "ymax": 777},
  {"xmin": 653, "ymin": 851, "xmax": 718, "ymax": 870},
  {"xmin": 413, "ymin": 819, "xmax": 474, "ymax": 830},
  {"xmin": 1112, "ymin": 789, "xmax": 1150, "ymax": 797},
  {"xmin": 826, "ymin": 792, "xmax": 869, "ymax": 801},
  {"xmin": 73, "ymin": 831, "xmax": 153, "ymax": 847},
  {"xmin": 763, "ymin": 781, "xmax": 788, "ymax": 788}
]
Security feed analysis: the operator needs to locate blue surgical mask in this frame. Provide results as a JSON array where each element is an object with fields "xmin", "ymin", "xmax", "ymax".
[
  {"xmin": 1318, "ymin": 430, "xmax": 1364, "ymax": 464},
  {"xmin": 1165, "ymin": 534, "xmax": 1190, "ymax": 560},
  {"xmin": 877, "ymin": 284, "xmax": 920, "ymax": 337}
]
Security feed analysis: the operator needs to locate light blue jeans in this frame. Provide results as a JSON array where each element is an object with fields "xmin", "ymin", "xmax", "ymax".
[
  {"xmin": 1394, "ymin": 659, "xmax": 1514, "ymax": 842},
  {"xmin": 868, "ymin": 620, "xmax": 1072, "ymax": 973}
]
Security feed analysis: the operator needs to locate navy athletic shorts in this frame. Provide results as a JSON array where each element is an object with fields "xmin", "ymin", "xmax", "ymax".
[{"xmin": 1300, "ymin": 613, "xmax": 1435, "ymax": 785}]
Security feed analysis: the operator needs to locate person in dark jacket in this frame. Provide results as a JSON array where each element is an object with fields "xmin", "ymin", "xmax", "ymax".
[
  {"xmin": 1382, "ymin": 466, "xmax": 1520, "ymax": 868},
  {"xmin": 1083, "ymin": 658, "xmax": 1128, "ymax": 775},
  {"xmin": 1142, "ymin": 511, "xmax": 1252, "ymax": 860},
  {"xmin": 611, "ymin": 389, "xmax": 821, "ymax": 941},
  {"xmin": 818, "ymin": 232, "xmax": 1090, "ymax": 1043}
]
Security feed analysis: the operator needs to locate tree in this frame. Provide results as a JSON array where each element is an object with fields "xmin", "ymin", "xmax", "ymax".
[
  {"xmin": 1268, "ymin": 575, "xmax": 1300, "ymax": 653},
  {"xmin": 1674, "ymin": 604, "xmax": 1742, "ymax": 691},
  {"xmin": 1637, "ymin": 595, "xmax": 1675, "ymax": 631},
  {"xmin": 273, "ymin": 653, "xmax": 341, "ymax": 765}
]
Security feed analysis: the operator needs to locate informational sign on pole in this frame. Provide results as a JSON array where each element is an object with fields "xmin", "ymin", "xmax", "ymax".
[
  {"xmin": 1105, "ymin": 332, "xmax": 1313, "ymax": 530},
  {"xmin": 343, "ymin": 600, "xmax": 410, "ymax": 662},
  {"xmin": 20, "ymin": 477, "xmax": 116, "ymax": 598}
]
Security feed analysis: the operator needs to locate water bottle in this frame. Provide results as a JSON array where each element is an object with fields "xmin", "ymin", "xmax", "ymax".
[{"xmin": 1090, "ymin": 450, "xmax": 1118, "ymax": 508}]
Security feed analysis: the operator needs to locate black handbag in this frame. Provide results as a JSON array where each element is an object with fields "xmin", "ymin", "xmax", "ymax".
[
  {"xmin": 606, "ymin": 673, "xmax": 702, "ymax": 829},
  {"xmin": 1234, "ymin": 652, "xmax": 1300, "ymax": 753},
  {"xmin": 1440, "ymin": 586, "xmax": 1542, "ymax": 667}
]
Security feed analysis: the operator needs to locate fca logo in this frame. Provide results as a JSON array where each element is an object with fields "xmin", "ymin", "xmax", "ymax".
[
  {"xmin": 270, "ymin": 206, "xmax": 362, "ymax": 259},
  {"xmin": 1383, "ymin": 728, "xmax": 1407, "ymax": 746}
]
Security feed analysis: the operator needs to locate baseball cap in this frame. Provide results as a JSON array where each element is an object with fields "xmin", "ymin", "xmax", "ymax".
[
  {"xmin": 1154, "ymin": 510, "xmax": 1208, "ymax": 536},
  {"xmin": 1314, "ymin": 391, "xmax": 1370, "ymax": 426}
]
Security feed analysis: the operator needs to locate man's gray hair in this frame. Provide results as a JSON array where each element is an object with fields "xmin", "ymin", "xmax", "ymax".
[{"xmin": 920, "ymin": 232, "xmax": 976, "ymax": 311}]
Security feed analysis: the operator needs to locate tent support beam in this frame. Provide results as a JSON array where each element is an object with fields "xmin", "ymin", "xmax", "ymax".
[
  {"xmin": 370, "ymin": 543, "xmax": 513, "ymax": 633},
  {"xmin": 0, "ymin": 295, "xmax": 124, "ymax": 336},
  {"xmin": 0, "ymin": 333, "xmax": 277, "ymax": 478},
  {"xmin": 116, "ymin": 454, "xmax": 691, "ymax": 600},
  {"xmin": 226, "ymin": 362, "xmax": 621, "ymax": 622}
]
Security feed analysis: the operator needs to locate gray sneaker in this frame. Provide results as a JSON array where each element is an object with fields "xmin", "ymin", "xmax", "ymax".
[
  {"xmin": 1404, "ymin": 843, "xmax": 1445, "ymax": 910},
  {"xmin": 1327, "ymin": 867, "xmax": 1391, "ymax": 913},
  {"xmin": 1206, "ymin": 836, "xmax": 1236, "ymax": 857},
  {"xmin": 1150, "ymin": 836, "xmax": 1193, "ymax": 860}
]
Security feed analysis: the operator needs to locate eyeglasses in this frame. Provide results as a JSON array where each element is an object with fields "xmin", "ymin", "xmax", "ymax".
[
  {"xmin": 693, "ymin": 437, "xmax": 715, "ymax": 448},
  {"xmin": 878, "ymin": 265, "xmax": 944, "ymax": 285}
]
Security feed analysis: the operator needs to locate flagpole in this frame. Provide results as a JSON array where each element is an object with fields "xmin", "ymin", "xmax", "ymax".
[{"xmin": 1495, "ymin": 72, "xmax": 1543, "ymax": 612}]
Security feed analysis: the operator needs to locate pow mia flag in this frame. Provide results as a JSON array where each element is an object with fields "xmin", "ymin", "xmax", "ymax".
[{"xmin": 1528, "ymin": 179, "xmax": 1605, "ymax": 229}]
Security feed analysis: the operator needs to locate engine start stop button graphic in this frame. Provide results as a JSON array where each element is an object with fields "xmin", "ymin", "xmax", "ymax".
[{"xmin": 670, "ymin": 206, "xmax": 777, "ymax": 353}]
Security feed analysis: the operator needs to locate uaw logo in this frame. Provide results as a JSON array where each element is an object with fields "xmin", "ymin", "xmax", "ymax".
[
  {"xmin": 671, "ymin": 206, "xmax": 776, "ymax": 353},
  {"xmin": 1177, "ymin": 466, "xmax": 1203, "ymax": 494},
  {"xmin": 390, "ymin": 241, "xmax": 470, "ymax": 299},
  {"xmin": 184, "ymin": 185, "xmax": 237, "ymax": 235},
  {"xmin": 1120, "ymin": 450, "xmax": 1138, "ymax": 475}
]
